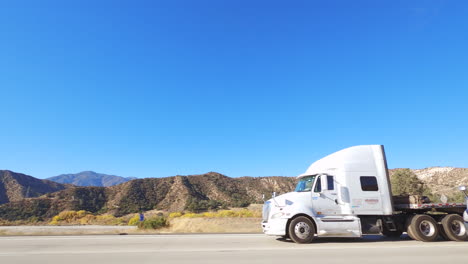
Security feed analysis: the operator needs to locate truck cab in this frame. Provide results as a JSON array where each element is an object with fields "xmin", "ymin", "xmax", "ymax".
[{"xmin": 261, "ymin": 145, "xmax": 468, "ymax": 243}]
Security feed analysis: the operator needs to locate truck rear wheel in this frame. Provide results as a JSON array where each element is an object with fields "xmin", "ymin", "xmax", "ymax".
[
  {"xmin": 288, "ymin": 216, "xmax": 315, "ymax": 244},
  {"xmin": 441, "ymin": 214, "xmax": 467, "ymax": 241},
  {"xmin": 405, "ymin": 215, "xmax": 416, "ymax": 240},
  {"xmin": 407, "ymin": 214, "xmax": 439, "ymax": 242}
]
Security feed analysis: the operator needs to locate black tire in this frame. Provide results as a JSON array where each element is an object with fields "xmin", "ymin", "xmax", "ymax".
[
  {"xmin": 441, "ymin": 214, "xmax": 467, "ymax": 242},
  {"xmin": 407, "ymin": 214, "xmax": 439, "ymax": 242},
  {"xmin": 439, "ymin": 224, "xmax": 449, "ymax": 241},
  {"xmin": 288, "ymin": 216, "xmax": 315, "ymax": 244},
  {"xmin": 405, "ymin": 215, "xmax": 416, "ymax": 240},
  {"xmin": 407, "ymin": 227, "xmax": 416, "ymax": 240}
]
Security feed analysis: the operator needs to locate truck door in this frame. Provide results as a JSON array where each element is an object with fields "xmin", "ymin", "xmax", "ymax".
[
  {"xmin": 312, "ymin": 174, "xmax": 362, "ymax": 237},
  {"xmin": 312, "ymin": 175, "xmax": 340, "ymax": 215}
]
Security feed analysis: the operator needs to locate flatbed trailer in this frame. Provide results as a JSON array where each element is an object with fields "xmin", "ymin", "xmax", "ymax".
[{"xmin": 394, "ymin": 202, "xmax": 466, "ymax": 213}]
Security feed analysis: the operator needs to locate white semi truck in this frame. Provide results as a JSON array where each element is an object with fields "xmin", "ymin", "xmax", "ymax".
[{"xmin": 261, "ymin": 145, "xmax": 468, "ymax": 243}]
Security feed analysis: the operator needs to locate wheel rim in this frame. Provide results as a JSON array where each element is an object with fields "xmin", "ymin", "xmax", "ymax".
[
  {"xmin": 450, "ymin": 220, "xmax": 466, "ymax": 236},
  {"xmin": 294, "ymin": 222, "xmax": 311, "ymax": 240},
  {"xmin": 419, "ymin": 220, "xmax": 436, "ymax": 237}
]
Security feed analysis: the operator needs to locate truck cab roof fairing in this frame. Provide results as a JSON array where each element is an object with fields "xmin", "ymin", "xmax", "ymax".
[{"xmin": 298, "ymin": 145, "xmax": 383, "ymax": 179}]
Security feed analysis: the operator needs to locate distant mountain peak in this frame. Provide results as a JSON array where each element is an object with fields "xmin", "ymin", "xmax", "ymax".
[{"xmin": 47, "ymin": 171, "xmax": 135, "ymax": 187}]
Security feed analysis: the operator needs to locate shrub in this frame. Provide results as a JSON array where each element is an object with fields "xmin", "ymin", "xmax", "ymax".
[
  {"xmin": 216, "ymin": 210, "xmax": 238, "ymax": 217},
  {"xmin": 79, "ymin": 215, "xmax": 96, "ymax": 225},
  {"xmin": 137, "ymin": 216, "xmax": 168, "ymax": 230},
  {"xmin": 202, "ymin": 212, "xmax": 216, "ymax": 218},
  {"xmin": 49, "ymin": 210, "xmax": 124, "ymax": 225},
  {"xmin": 128, "ymin": 214, "xmax": 140, "ymax": 226},
  {"xmin": 50, "ymin": 210, "xmax": 92, "ymax": 225},
  {"xmin": 446, "ymin": 191, "xmax": 467, "ymax": 203},
  {"xmin": 181, "ymin": 213, "xmax": 202, "ymax": 218},
  {"xmin": 95, "ymin": 214, "xmax": 124, "ymax": 225},
  {"xmin": 391, "ymin": 169, "xmax": 428, "ymax": 195},
  {"xmin": 168, "ymin": 212, "xmax": 183, "ymax": 219},
  {"xmin": 177, "ymin": 209, "xmax": 261, "ymax": 219}
]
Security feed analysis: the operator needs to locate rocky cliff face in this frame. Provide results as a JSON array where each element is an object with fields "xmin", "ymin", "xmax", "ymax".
[{"xmin": 411, "ymin": 167, "xmax": 468, "ymax": 195}]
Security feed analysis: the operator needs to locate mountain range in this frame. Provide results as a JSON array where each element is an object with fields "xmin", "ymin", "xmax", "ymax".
[
  {"xmin": 47, "ymin": 171, "xmax": 136, "ymax": 187},
  {"xmin": 0, "ymin": 167, "xmax": 467, "ymax": 222},
  {"xmin": 0, "ymin": 171, "xmax": 295, "ymax": 221}
]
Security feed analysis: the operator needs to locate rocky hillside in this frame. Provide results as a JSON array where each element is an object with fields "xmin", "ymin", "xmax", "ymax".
[
  {"xmin": 0, "ymin": 172, "xmax": 296, "ymax": 221},
  {"xmin": 47, "ymin": 171, "xmax": 136, "ymax": 187},
  {"xmin": 0, "ymin": 170, "xmax": 69, "ymax": 205},
  {"xmin": 407, "ymin": 167, "xmax": 468, "ymax": 196}
]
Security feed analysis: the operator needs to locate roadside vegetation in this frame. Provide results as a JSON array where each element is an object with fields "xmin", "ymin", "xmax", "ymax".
[
  {"xmin": 49, "ymin": 210, "xmax": 126, "ymax": 225},
  {"xmin": 391, "ymin": 169, "xmax": 465, "ymax": 202},
  {"xmin": 169, "ymin": 208, "xmax": 261, "ymax": 219},
  {"xmin": 0, "ymin": 206, "xmax": 259, "ymax": 230}
]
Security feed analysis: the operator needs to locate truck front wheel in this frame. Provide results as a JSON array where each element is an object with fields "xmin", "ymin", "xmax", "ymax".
[
  {"xmin": 441, "ymin": 214, "xmax": 467, "ymax": 241},
  {"xmin": 288, "ymin": 216, "xmax": 315, "ymax": 244}
]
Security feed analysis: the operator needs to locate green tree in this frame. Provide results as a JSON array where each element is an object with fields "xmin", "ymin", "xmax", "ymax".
[{"xmin": 391, "ymin": 169, "xmax": 428, "ymax": 196}]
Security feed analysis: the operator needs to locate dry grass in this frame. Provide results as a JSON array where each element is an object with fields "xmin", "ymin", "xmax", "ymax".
[
  {"xmin": 161, "ymin": 217, "xmax": 262, "ymax": 233},
  {"xmin": 1, "ymin": 205, "xmax": 265, "ymax": 235},
  {"xmin": 168, "ymin": 206, "xmax": 262, "ymax": 219},
  {"xmin": 49, "ymin": 210, "xmax": 126, "ymax": 226}
]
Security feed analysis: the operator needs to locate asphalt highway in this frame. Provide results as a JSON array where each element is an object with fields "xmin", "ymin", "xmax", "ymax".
[{"xmin": 1, "ymin": 234, "xmax": 467, "ymax": 264}]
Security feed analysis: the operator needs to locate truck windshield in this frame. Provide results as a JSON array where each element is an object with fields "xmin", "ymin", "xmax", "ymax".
[{"xmin": 295, "ymin": 175, "xmax": 316, "ymax": 192}]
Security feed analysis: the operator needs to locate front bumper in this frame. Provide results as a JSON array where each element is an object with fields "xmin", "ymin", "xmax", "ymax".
[{"xmin": 261, "ymin": 218, "xmax": 288, "ymax": 236}]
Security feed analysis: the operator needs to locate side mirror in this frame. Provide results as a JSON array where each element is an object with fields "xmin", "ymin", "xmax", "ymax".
[{"xmin": 320, "ymin": 175, "xmax": 328, "ymax": 192}]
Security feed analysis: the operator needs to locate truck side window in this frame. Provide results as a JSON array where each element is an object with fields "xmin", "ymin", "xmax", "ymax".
[
  {"xmin": 314, "ymin": 176, "xmax": 322, "ymax": 192},
  {"xmin": 327, "ymin": 175, "xmax": 334, "ymax": 190},
  {"xmin": 360, "ymin": 176, "xmax": 378, "ymax": 191}
]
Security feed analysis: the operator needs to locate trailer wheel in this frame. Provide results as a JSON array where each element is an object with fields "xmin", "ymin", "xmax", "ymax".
[
  {"xmin": 441, "ymin": 214, "xmax": 467, "ymax": 241},
  {"xmin": 407, "ymin": 214, "xmax": 439, "ymax": 242},
  {"xmin": 288, "ymin": 216, "xmax": 315, "ymax": 244}
]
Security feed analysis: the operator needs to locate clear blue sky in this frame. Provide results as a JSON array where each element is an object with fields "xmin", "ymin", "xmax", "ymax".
[{"xmin": 0, "ymin": 1, "xmax": 467, "ymax": 179}]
